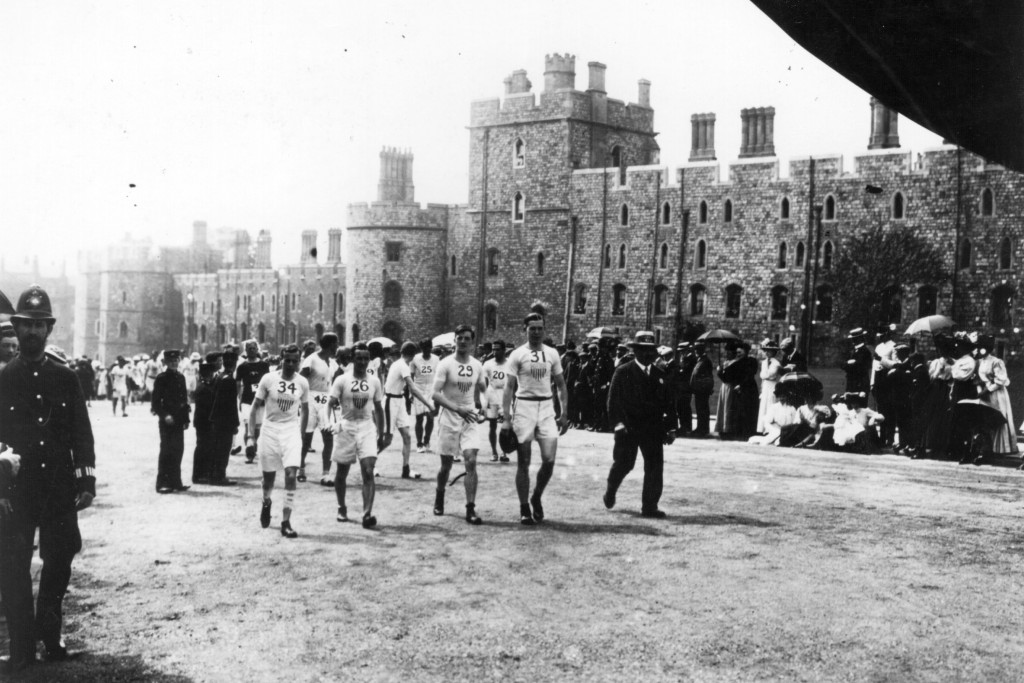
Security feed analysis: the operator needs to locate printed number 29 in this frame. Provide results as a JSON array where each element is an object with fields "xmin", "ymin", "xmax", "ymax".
[{"xmin": 457, "ymin": 365, "xmax": 473, "ymax": 377}]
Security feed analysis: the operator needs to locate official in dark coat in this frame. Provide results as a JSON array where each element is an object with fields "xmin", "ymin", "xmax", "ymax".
[
  {"xmin": 191, "ymin": 361, "xmax": 218, "ymax": 484},
  {"xmin": 209, "ymin": 350, "xmax": 240, "ymax": 485},
  {"xmin": 0, "ymin": 285, "xmax": 96, "ymax": 670},
  {"xmin": 779, "ymin": 336, "xmax": 807, "ymax": 373},
  {"xmin": 603, "ymin": 331, "xmax": 678, "ymax": 518},
  {"xmin": 843, "ymin": 328, "xmax": 873, "ymax": 394},
  {"xmin": 690, "ymin": 341, "xmax": 715, "ymax": 437},
  {"xmin": 668, "ymin": 342, "xmax": 696, "ymax": 436},
  {"xmin": 151, "ymin": 349, "xmax": 191, "ymax": 493}
]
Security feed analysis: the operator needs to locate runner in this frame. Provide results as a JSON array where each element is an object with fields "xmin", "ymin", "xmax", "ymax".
[
  {"xmin": 408, "ymin": 338, "xmax": 439, "ymax": 453},
  {"xmin": 109, "ymin": 356, "xmax": 130, "ymax": 416},
  {"xmin": 328, "ymin": 342, "xmax": 384, "ymax": 528},
  {"xmin": 482, "ymin": 339, "xmax": 511, "ymax": 462},
  {"xmin": 431, "ymin": 325, "xmax": 486, "ymax": 525},
  {"xmin": 249, "ymin": 344, "xmax": 310, "ymax": 538},
  {"xmin": 382, "ymin": 341, "xmax": 434, "ymax": 478},
  {"xmin": 299, "ymin": 333, "xmax": 339, "ymax": 485},
  {"xmin": 236, "ymin": 339, "xmax": 270, "ymax": 464},
  {"xmin": 501, "ymin": 312, "xmax": 570, "ymax": 525}
]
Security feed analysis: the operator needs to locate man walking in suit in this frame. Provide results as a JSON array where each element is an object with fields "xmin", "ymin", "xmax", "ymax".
[
  {"xmin": 603, "ymin": 331, "xmax": 678, "ymax": 518},
  {"xmin": 151, "ymin": 349, "xmax": 191, "ymax": 493}
]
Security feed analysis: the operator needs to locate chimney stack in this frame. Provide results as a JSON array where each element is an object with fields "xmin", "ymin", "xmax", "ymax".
[
  {"xmin": 868, "ymin": 97, "xmax": 900, "ymax": 149},
  {"xmin": 377, "ymin": 147, "xmax": 415, "ymax": 203},
  {"xmin": 232, "ymin": 230, "xmax": 251, "ymax": 268},
  {"xmin": 254, "ymin": 230, "xmax": 272, "ymax": 268},
  {"xmin": 327, "ymin": 228, "xmax": 342, "ymax": 263},
  {"xmin": 505, "ymin": 69, "xmax": 532, "ymax": 94},
  {"xmin": 587, "ymin": 62, "xmax": 606, "ymax": 93},
  {"xmin": 739, "ymin": 107, "xmax": 776, "ymax": 158},
  {"xmin": 637, "ymin": 79, "xmax": 651, "ymax": 108},
  {"xmin": 300, "ymin": 230, "xmax": 317, "ymax": 264},
  {"xmin": 689, "ymin": 113, "xmax": 717, "ymax": 161}
]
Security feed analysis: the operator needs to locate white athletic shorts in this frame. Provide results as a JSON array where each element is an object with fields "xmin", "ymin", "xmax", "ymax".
[
  {"xmin": 258, "ymin": 421, "xmax": 303, "ymax": 471},
  {"xmin": 437, "ymin": 407, "xmax": 484, "ymax": 455},
  {"xmin": 385, "ymin": 395, "xmax": 412, "ymax": 432},
  {"xmin": 412, "ymin": 391, "xmax": 434, "ymax": 417},
  {"xmin": 512, "ymin": 398, "xmax": 558, "ymax": 443},
  {"xmin": 240, "ymin": 401, "xmax": 264, "ymax": 427},
  {"xmin": 306, "ymin": 391, "xmax": 332, "ymax": 432},
  {"xmin": 483, "ymin": 387, "xmax": 504, "ymax": 420},
  {"xmin": 333, "ymin": 421, "xmax": 377, "ymax": 465}
]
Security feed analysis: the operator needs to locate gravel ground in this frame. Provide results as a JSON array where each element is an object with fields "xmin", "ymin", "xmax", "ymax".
[{"xmin": 5, "ymin": 401, "xmax": 1024, "ymax": 682}]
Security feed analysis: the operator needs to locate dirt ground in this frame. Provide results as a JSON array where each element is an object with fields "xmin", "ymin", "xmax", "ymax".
[{"xmin": 5, "ymin": 400, "xmax": 1024, "ymax": 682}]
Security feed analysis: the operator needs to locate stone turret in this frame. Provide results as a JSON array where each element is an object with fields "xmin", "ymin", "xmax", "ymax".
[
  {"xmin": 377, "ymin": 147, "xmax": 415, "ymax": 203},
  {"xmin": 254, "ymin": 230, "xmax": 272, "ymax": 268},
  {"xmin": 690, "ymin": 113, "xmax": 717, "ymax": 161},
  {"xmin": 739, "ymin": 107, "xmax": 776, "ymax": 158},
  {"xmin": 543, "ymin": 53, "xmax": 575, "ymax": 92}
]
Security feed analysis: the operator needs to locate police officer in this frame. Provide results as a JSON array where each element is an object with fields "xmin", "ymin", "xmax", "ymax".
[
  {"xmin": 0, "ymin": 285, "xmax": 96, "ymax": 670},
  {"xmin": 151, "ymin": 349, "xmax": 191, "ymax": 493}
]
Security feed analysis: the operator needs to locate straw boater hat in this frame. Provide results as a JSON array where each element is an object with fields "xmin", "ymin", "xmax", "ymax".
[
  {"xmin": 627, "ymin": 331, "xmax": 658, "ymax": 348},
  {"xmin": 761, "ymin": 338, "xmax": 780, "ymax": 351},
  {"xmin": 847, "ymin": 327, "xmax": 868, "ymax": 341}
]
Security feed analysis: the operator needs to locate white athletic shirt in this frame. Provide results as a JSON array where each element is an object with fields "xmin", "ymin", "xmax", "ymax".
[
  {"xmin": 300, "ymin": 353, "xmax": 337, "ymax": 393},
  {"xmin": 110, "ymin": 365, "xmax": 129, "ymax": 393},
  {"xmin": 330, "ymin": 371, "xmax": 383, "ymax": 424},
  {"xmin": 433, "ymin": 355, "xmax": 485, "ymax": 410},
  {"xmin": 384, "ymin": 358, "xmax": 411, "ymax": 395},
  {"xmin": 408, "ymin": 353, "xmax": 439, "ymax": 391},
  {"xmin": 255, "ymin": 371, "xmax": 311, "ymax": 424},
  {"xmin": 506, "ymin": 344, "xmax": 563, "ymax": 398},
  {"xmin": 483, "ymin": 358, "xmax": 510, "ymax": 393}
]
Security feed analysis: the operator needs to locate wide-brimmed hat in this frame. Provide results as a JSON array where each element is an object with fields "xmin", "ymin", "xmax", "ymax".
[
  {"xmin": 847, "ymin": 327, "xmax": 868, "ymax": 341},
  {"xmin": 761, "ymin": 338, "xmax": 780, "ymax": 351},
  {"xmin": 12, "ymin": 285, "xmax": 55, "ymax": 322},
  {"xmin": 190, "ymin": 352, "xmax": 201, "ymax": 361},
  {"xmin": 627, "ymin": 331, "xmax": 658, "ymax": 349}
]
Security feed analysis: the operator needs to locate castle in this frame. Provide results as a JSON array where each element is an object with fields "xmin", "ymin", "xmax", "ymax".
[{"xmin": 72, "ymin": 54, "xmax": 1024, "ymax": 365}]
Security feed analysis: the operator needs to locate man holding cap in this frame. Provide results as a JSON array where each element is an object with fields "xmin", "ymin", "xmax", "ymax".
[
  {"xmin": 0, "ymin": 285, "xmax": 96, "ymax": 669},
  {"xmin": 151, "ymin": 350, "xmax": 191, "ymax": 493}
]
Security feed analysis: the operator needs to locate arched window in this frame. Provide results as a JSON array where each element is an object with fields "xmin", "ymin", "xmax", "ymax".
[
  {"xmin": 777, "ymin": 242, "xmax": 788, "ymax": 269},
  {"xmin": 690, "ymin": 284, "xmax": 706, "ymax": 316},
  {"xmin": 612, "ymin": 284, "xmax": 627, "ymax": 316},
  {"xmin": 240, "ymin": 322, "xmax": 248, "ymax": 342},
  {"xmin": 334, "ymin": 323, "xmax": 345, "ymax": 345},
  {"xmin": 723, "ymin": 199, "xmax": 733, "ymax": 223},
  {"xmin": 795, "ymin": 241, "xmax": 805, "ymax": 268},
  {"xmin": 958, "ymin": 238, "xmax": 972, "ymax": 270},
  {"xmin": 724, "ymin": 284, "xmax": 743, "ymax": 319},
  {"xmin": 291, "ymin": 293, "xmax": 297, "ymax": 309},
  {"xmin": 992, "ymin": 284, "xmax": 1015, "ymax": 327},
  {"xmin": 917, "ymin": 285, "xmax": 937, "ymax": 317},
  {"xmin": 235, "ymin": 295, "xmax": 240, "ymax": 310},
  {"xmin": 450, "ymin": 255, "xmax": 457, "ymax": 276},
  {"xmin": 382, "ymin": 321, "xmax": 403, "ymax": 342},
  {"xmin": 536, "ymin": 252, "xmax": 545, "ymax": 275},
  {"xmin": 351, "ymin": 323, "xmax": 361, "ymax": 343},
  {"xmin": 1000, "ymin": 237, "xmax": 1012, "ymax": 270},
  {"xmin": 318, "ymin": 293, "xmax": 323, "ymax": 312},
  {"xmin": 513, "ymin": 192, "xmax": 525, "ymax": 222},
  {"xmin": 883, "ymin": 287, "xmax": 902, "ymax": 324},
  {"xmin": 981, "ymin": 187, "xmax": 995, "ymax": 216},
  {"xmin": 383, "ymin": 281, "xmax": 402, "ymax": 308},
  {"xmin": 661, "ymin": 202, "xmax": 671, "ymax": 225},
  {"xmin": 892, "ymin": 191, "xmax": 905, "ymax": 220},
  {"xmin": 654, "ymin": 284, "xmax": 669, "ymax": 316},
  {"xmin": 257, "ymin": 322, "xmax": 266, "ymax": 344},
  {"xmin": 337, "ymin": 293, "xmax": 344, "ymax": 312},
  {"xmin": 823, "ymin": 241, "xmax": 834, "ymax": 270},
  {"xmin": 780, "ymin": 196, "xmax": 790, "ymax": 220},
  {"xmin": 619, "ymin": 203, "xmax": 629, "ymax": 226},
  {"xmin": 485, "ymin": 303, "xmax": 498, "ymax": 331},
  {"xmin": 699, "ymin": 200, "xmax": 708, "ymax": 224},
  {"xmin": 122, "ymin": 291, "xmax": 127, "ymax": 304},
  {"xmin": 816, "ymin": 285, "xmax": 833, "ymax": 322},
  {"xmin": 260, "ymin": 294, "xmax": 265, "ymax": 311},
  {"xmin": 271, "ymin": 296, "xmax": 276, "ymax": 312},
  {"xmin": 770, "ymin": 286, "xmax": 789, "ymax": 321},
  {"xmin": 824, "ymin": 194, "xmax": 836, "ymax": 220},
  {"xmin": 94, "ymin": 319, "xmax": 101, "ymax": 336},
  {"xmin": 618, "ymin": 244, "xmax": 627, "ymax": 269},
  {"xmin": 573, "ymin": 284, "xmax": 588, "ymax": 314},
  {"xmin": 603, "ymin": 244, "xmax": 612, "ymax": 268},
  {"xmin": 487, "ymin": 248, "xmax": 499, "ymax": 276},
  {"xmin": 199, "ymin": 324, "xmax": 207, "ymax": 343},
  {"xmin": 513, "ymin": 138, "xmax": 525, "ymax": 168},
  {"xmin": 696, "ymin": 239, "xmax": 707, "ymax": 269},
  {"xmin": 218, "ymin": 324, "xmax": 226, "ymax": 344},
  {"xmin": 313, "ymin": 323, "xmax": 323, "ymax": 341},
  {"xmin": 610, "ymin": 145, "xmax": 626, "ymax": 185},
  {"xmin": 659, "ymin": 243, "xmax": 669, "ymax": 269},
  {"xmin": 119, "ymin": 321, "xmax": 129, "ymax": 338}
]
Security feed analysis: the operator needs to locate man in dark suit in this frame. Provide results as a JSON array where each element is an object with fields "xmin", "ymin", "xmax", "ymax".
[
  {"xmin": 151, "ymin": 349, "xmax": 191, "ymax": 493},
  {"xmin": 779, "ymin": 337, "xmax": 807, "ymax": 373},
  {"xmin": 603, "ymin": 331, "xmax": 678, "ymax": 518},
  {"xmin": 208, "ymin": 349, "xmax": 240, "ymax": 486},
  {"xmin": 843, "ymin": 328, "xmax": 873, "ymax": 394},
  {"xmin": 690, "ymin": 341, "xmax": 715, "ymax": 437}
]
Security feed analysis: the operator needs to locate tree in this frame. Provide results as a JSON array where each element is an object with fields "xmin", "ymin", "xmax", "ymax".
[{"xmin": 828, "ymin": 224, "xmax": 948, "ymax": 332}]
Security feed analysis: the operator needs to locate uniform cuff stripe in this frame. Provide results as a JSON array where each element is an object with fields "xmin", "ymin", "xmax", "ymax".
[{"xmin": 76, "ymin": 467, "xmax": 96, "ymax": 478}]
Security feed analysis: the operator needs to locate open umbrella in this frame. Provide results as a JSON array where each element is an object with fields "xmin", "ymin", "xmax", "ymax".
[
  {"xmin": 368, "ymin": 336, "xmax": 396, "ymax": 349},
  {"xmin": 432, "ymin": 331, "xmax": 456, "ymax": 348},
  {"xmin": 697, "ymin": 329, "xmax": 740, "ymax": 343},
  {"xmin": 779, "ymin": 371, "xmax": 824, "ymax": 403},
  {"xmin": 586, "ymin": 326, "xmax": 618, "ymax": 339},
  {"xmin": 953, "ymin": 399, "xmax": 1006, "ymax": 432},
  {"xmin": 905, "ymin": 315, "xmax": 955, "ymax": 336}
]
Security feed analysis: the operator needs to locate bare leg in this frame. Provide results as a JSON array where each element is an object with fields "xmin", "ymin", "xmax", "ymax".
[{"xmin": 360, "ymin": 457, "xmax": 376, "ymax": 517}]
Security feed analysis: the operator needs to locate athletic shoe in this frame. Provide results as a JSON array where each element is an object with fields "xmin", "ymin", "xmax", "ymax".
[
  {"xmin": 423, "ymin": 444, "xmax": 433, "ymax": 453},
  {"xmin": 640, "ymin": 509, "xmax": 667, "ymax": 519},
  {"xmin": 603, "ymin": 489, "xmax": 616, "ymax": 510},
  {"xmin": 280, "ymin": 520, "xmax": 298, "ymax": 538},
  {"xmin": 362, "ymin": 514, "xmax": 377, "ymax": 529},
  {"xmin": 433, "ymin": 490, "xmax": 444, "ymax": 516},
  {"xmin": 260, "ymin": 499, "xmax": 272, "ymax": 528},
  {"xmin": 245, "ymin": 445, "xmax": 256, "ymax": 463},
  {"xmin": 231, "ymin": 446, "xmax": 242, "ymax": 455},
  {"xmin": 374, "ymin": 469, "xmax": 382, "ymax": 478},
  {"xmin": 491, "ymin": 453, "xmax": 499, "ymax": 462},
  {"xmin": 336, "ymin": 506, "xmax": 348, "ymax": 522},
  {"xmin": 465, "ymin": 504, "xmax": 483, "ymax": 525},
  {"xmin": 499, "ymin": 455, "xmax": 510, "ymax": 463},
  {"xmin": 416, "ymin": 445, "xmax": 426, "ymax": 453},
  {"xmin": 520, "ymin": 504, "xmax": 535, "ymax": 526},
  {"xmin": 297, "ymin": 468, "xmax": 306, "ymax": 482},
  {"xmin": 530, "ymin": 494, "xmax": 544, "ymax": 522},
  {"xmin": 320, "ymin": 476, "xmax": 332, "ymax": 487},
  {"xmin": 402, "ymin": 465, "xmax": 411, "ymax": 479}
]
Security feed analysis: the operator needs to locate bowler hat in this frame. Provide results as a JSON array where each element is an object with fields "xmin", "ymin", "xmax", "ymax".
[
  {"xmin": 627, "ymin": 331, "xmax": 658, "ymax": 349},
  {"xmin": 164, "ymin": 349, "xmax": 182, "ymax": 362},
  {"xmin": 676, "ymin": 341, "xmax": 692, "ymax": 350},
  {"xmin": 12, "ymin": 284, "xmax": 55, "ymax": 322}
]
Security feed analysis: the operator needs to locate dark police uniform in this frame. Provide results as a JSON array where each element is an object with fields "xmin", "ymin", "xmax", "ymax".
[
  {"xmin": 151, "ymin": 351, "xmax": 190, "ymax": 492},
  {"xmin": 0, "ymin": 285, "xmax": 96, "ymax": 667}
]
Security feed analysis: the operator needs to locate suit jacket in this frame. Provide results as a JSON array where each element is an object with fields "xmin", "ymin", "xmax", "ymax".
[
  {"xmin": 607, "ymin": 361, "xmax": 679, "ymax": 437},
  {"xmin": 152, "ymin": 370, "xmax": 191, "ymax": 429},
  {"xmin": 209, "ymin": 371, "xmax": 240, "ymax": 431}
]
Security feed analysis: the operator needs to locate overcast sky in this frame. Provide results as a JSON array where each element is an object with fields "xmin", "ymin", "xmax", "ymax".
[{"xmin": 0, "ymin": 0, "xmax": 943, "ymax": 276}]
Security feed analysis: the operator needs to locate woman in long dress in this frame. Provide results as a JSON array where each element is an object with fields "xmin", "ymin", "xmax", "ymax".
[
  {"xmin": 976, "ymin": 334, "xmax": 1017, "ymax": 455},
  {"xmin": 921, "ymin": 333, "xmax": 953, "ymax": 457},
  {"xmin": 717, "ymin": 341, "xmax": 759, "ymax": 439},
  {"xmin": 756, "ymin": 339, "xmax": 783, "ymax": 433}
]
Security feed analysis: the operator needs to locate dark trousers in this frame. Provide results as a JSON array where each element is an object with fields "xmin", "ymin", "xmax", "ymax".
[
  {"xmin": 0, "ymin": 491, "xmax": 81, "ymax": 661},
  {"xmin": 193, "ymin": 428, "xmax": 214, "ymax": 482},
  {"xmin": 693, "ymin": 392, "xmax": 712, "ymax": 435},
  {"xmin": 209, "ymin": 429, "xmax": 234, "ymax": 481},
  {"xmin": 607, "ymin": 430, "xmax": 664, "ymax": 512},
  {"xmin": 156, "ymin": 423, "xmax": 185, "ymax": 491},
  {"xmin": 676, "ymin": 392, "xmax": 693, "ymax": 435}
]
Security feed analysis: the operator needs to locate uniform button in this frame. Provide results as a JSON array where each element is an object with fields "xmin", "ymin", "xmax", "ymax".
[
  {"xmin": 41, "ymin": 463, "xmax": 46, "ymax": 469},
  {"xmin": 39, "ymin": 441, "xmax": 44, "ymax": 445},
  {"xmin": 38, "ymin": 418, "xmax": 43, "ymax": 422},
  {"xmin": 33, "ymin": 372, "xmax": 38, "ymax": 377},
  {"xmin": 36, "ymin": 395, "xmax": 41, "ymax": 399}
]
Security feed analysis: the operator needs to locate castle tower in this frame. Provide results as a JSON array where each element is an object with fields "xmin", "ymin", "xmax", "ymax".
[
  {"xmin": 377, "ymin": 147, "xmax": 415, "ymax": 203},
  {"xmin": 231, "ymin": 230, "xmax": 251, "ymax": 268},
  {"xmin": 868, "ymin": 97, "xmax": 900, "ymax": 149},
  {"xmin": 543, "ymin": 53, "xmax": 576, "ymax": 92},
  {"xmin": 327, "ymin": 228, "xmax": 342, "ymax": 263},
  {"xmin": 254, "ymin": 230, "xmax": 272, "ymax": 268},
  {"xmin": 300, "ymin": 230, "xmax": 317, "ymax": 263},
  {"xmin": 690, "ymin": 113, "xmax": 717, "ymax": 161},
  {"xmin": 739, "ymin": 107, "xmax": 776, "ymax": 157},
  {"xmin": 192, "ymin": 220, "xmax": 208, "ymax": 246}
]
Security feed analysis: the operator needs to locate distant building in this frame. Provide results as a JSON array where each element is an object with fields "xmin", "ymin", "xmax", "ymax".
[{"xmin": 0, "ymin": 257, "xmax": 74, "ymax": 355}]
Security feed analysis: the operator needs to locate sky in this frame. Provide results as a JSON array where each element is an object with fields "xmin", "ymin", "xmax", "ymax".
[{"xmin": 0, "ymin": 0, "xmax": 943, "ymax": 277}]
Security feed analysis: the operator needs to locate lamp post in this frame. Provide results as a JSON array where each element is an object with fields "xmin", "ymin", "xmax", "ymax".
[{"xmin": 185, "ymin": 291, "xmax": 195, "ymax": 354}]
